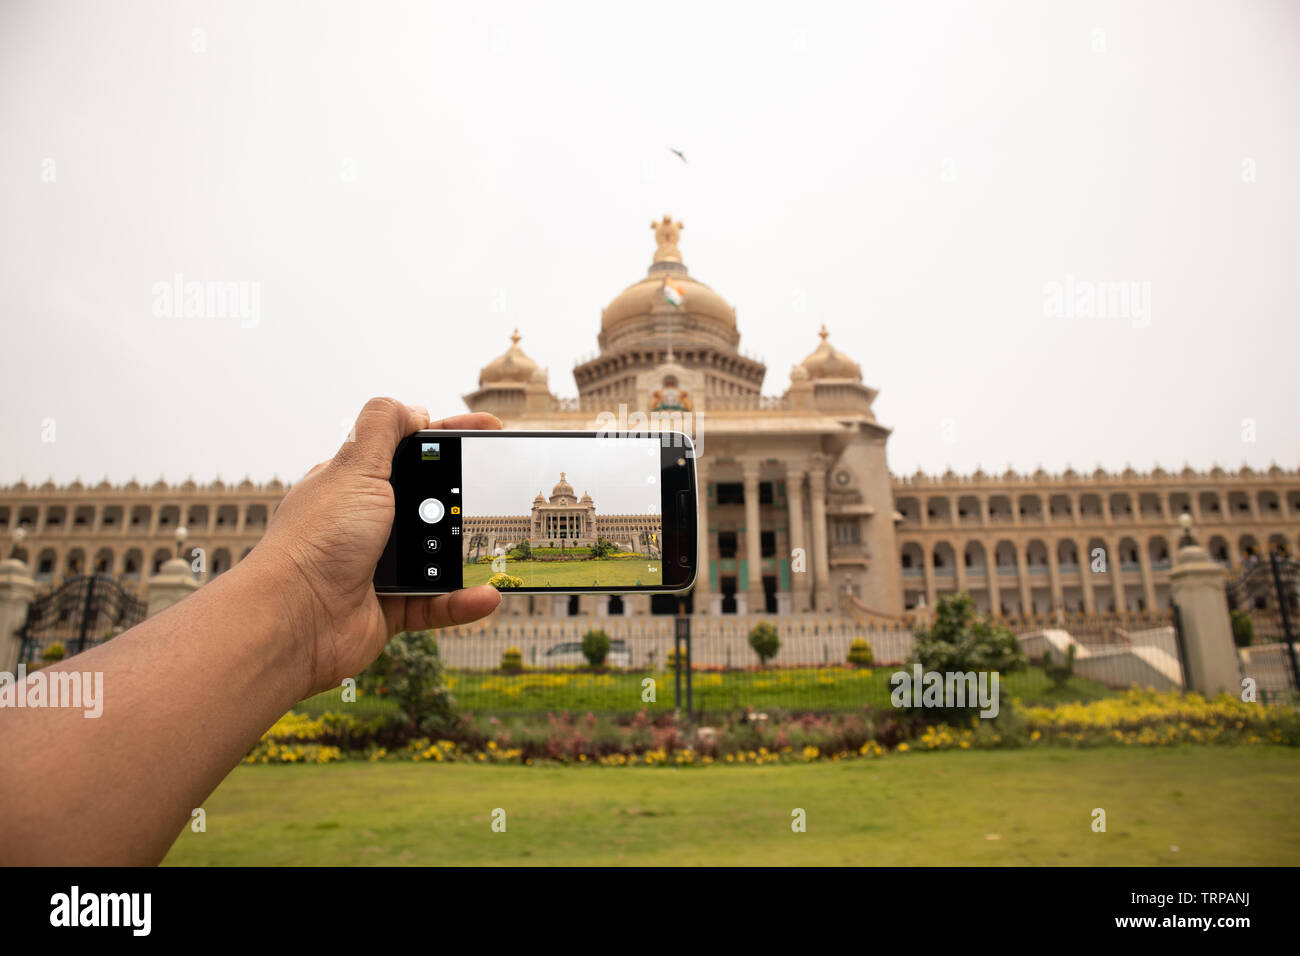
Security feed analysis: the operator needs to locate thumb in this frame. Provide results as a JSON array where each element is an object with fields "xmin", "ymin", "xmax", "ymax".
[{"xmin": 333, "ymin": 397, "xmax": 429, "ymax": 478}]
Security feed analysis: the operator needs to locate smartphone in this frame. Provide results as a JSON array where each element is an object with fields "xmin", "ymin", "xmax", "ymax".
[{"xmin": 374, "ymin": 430, "xmax": 698, "ymax": 595}]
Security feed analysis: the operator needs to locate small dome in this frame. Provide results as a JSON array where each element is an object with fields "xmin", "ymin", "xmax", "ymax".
[
  {"xmin": 580, "ymin": 490, "xmax": 593, "ymax": 503},
  {"xmin": 796, "ymin": 325, "xmax": 862, "ymax": 381},
  {"xmin": 479, "ymin": 329, "xmax": 541, "ymax": 386},
  {"xmin": 550, "ymin": 472, "xmax": 575, "ymax": 501}
]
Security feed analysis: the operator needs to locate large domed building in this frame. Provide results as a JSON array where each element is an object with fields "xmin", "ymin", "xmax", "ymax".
[
  {"xmin": 463, "ymin": 215, "xmax": 901, "ymax": 618},
  {"xmin": 2, "ymin": 217, "xmax": 1297, "ymax": 644}
]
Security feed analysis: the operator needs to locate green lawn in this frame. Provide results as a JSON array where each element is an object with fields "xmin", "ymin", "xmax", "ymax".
[
  {"xmin": 462, "ymin": 556, "xmax": 660, "ymax": 588},
  {"xmin": 163, "ymin": 746, "xmax": 1300, "ymax": 865},
  {"xmin": 297, "ymin": 666, "xmax": 1114, "ymax": 718}
]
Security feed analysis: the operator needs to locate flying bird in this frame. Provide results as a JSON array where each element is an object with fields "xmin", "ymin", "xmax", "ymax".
[{"xmin": 669, "ymin": 147, "xmax": 688, "ymax": 163}]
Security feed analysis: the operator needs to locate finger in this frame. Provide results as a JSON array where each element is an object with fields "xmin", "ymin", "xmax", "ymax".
[
  {"xmin": 382, "ymin": 585, "xmax": 502, "ymax": 633},
  {"xmin": 427, "ymin": 412, "xmax": 502, "ymax": 431},
  {"xmin": 333, "ymin": 397, "xmax": 428, "ymax": 478}
]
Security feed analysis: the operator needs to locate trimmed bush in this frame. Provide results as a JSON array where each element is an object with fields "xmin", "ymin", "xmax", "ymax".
[
  {"xmin": 582, "ymin": 629, "xmax": 611, "ymax": 668},
  {"xmin": 1231, "ymin": 610, "xmax": 1255, "ymax": 648},
  {"xmin": 501, "ymin": 646, "xmax": 523, "ymax": 673},
  {"xmin": 488, "ymin": 572, "xmax": 524, "ymax": 590},
  {"xmin": 847, "ymin": 638, "xmax": 874, "ymax": 667},
  {"xmin": 41, "ymin": 642, "xmax": 66, "ymax": 663},
  {"xmin": 748, "ymin": 622, "xmax": 781, "ymax": 666}
]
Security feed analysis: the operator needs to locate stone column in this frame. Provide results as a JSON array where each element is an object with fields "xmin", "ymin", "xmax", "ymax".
[
  {"xmin": 1079, "ymin": 537, "xmax": 1097, "ymax": 613},
  {"xmin": 1138, "ymin": 546, "xmax": 1157, "ymax": 612},
  {"xmin": 985, "ymin": 540, "xmax": 1001, "ymax": 616},
  {"xmin": 1046, "ymin": 544, "xmax": 1063, "ymax": 613},
  {"xmin": 784, "ymin": 464, "xmax": 810, "ymax": 612},
  {"xmin": 741, "ymin": 460, "xmax": 763, "ymax": 608},
  {"xmin": 0, "ymin": 557, "xmax": 37, "ymax": 674},
  {"xmin": 808, "ymin": 458, "xmax": 832, "ymax": 611},
  {"xmin": 693, "ymin": 458, "xmax": 712, "ymax": 615},
  {"xmin": 1108, "ymin": 537, "xmax": 1126, "ymax": 614},
  {"xmin": 1016, "ymin": 546, "xmax": 1032, "ymax": 616},
  {"xmin": 1170, "ymin": 523, "xmax": 1241, "ymax": 695},
  {"xmin": 922, "ymin": 545, "xmax": 936, "ymax": 609},
  {"xmin": 146, "ymin": 557, "xmax": 199, "ymax": 617}
]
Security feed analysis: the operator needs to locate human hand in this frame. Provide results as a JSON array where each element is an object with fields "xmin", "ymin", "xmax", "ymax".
[{"xmin": 250, "ymin": 397, "xmax": 502, "ymax": 698}]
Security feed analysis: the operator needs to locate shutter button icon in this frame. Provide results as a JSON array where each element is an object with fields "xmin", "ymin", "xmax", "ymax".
[{"xmin": 418, "ymin": 498, "xmax": 445, "ymax": 524}]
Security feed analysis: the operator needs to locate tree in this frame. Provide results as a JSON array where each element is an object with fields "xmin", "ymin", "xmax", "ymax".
[
  {"xmin": 582, "ymin": 629, "xmax": 612, "ymax": 668},
  {"xmin": 748, "ymin": 621, "xmax": 781, "ymax": 666},
  {"xmin": 508, "ymin": 540, "xmax": 532, "ymax": 560},
  {"xmin": 590, "ymin": 537, "xmax": 616, "ymax": 560},
  {"xmin": 911, "ymin": 592, "xmax": 1027, "ymax": 676}
]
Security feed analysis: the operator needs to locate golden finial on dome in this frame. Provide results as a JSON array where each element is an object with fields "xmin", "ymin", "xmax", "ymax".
[
  {"xmin": 510, "ymin": 327, "xmax": 521, "ymax": 346},
  {"xmin": 651, "ymin": 215, "xmax": 684, "ymax": 263},
  {"xmin": 818, "ymin": 324, "xmax": 829, "ymax": 341}
]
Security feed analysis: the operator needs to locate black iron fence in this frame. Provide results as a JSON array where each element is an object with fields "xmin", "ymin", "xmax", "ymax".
[
  {"xmin": 1228, "ymin": 553, "xmax": 1300, "ymax": 698},
  {"xmin": 306, "ymin": 613, "xmax": 1194, "ymax": 720}
]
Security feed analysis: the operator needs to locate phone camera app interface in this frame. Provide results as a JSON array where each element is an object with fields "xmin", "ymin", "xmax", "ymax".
[{"xmin": 459, "ymin": 435, "xmax": 663, "ymax": 591}]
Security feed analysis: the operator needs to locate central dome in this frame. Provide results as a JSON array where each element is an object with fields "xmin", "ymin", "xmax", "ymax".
[
  {"xmin": 550, "ymin": 472, "xmax": 575, "ymax": 502},
  {"xmin": 600, "ymin": 215, "xmax": 738, "ymax": 345}
]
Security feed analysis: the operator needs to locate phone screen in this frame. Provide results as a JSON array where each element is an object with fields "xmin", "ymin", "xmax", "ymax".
[{"xmin": 375, "ymin": 430, "xmax": 697, "ymax": 594}]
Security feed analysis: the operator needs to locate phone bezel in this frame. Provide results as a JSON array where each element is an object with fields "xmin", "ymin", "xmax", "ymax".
[{"xmin": 374, "ymin": 429, "xmax": 698, "ymax": 596}]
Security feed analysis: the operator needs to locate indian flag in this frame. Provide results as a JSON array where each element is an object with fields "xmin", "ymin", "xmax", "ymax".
[{"xmin": 663, "ymin": 279, "xmax": 685, "ymax": 309}]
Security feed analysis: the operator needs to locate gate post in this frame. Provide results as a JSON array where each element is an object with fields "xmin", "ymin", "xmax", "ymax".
[
  {"xmin": 146, "ymin": 557, "xmax": 199, "ymax": 617},
  {"xmin": 1169, "ymin": 516, "xmax": 1239, "ymax": 696},
  {"xmin": 0, "ymin": 555, "xmax": 37, "ymax": 674}
]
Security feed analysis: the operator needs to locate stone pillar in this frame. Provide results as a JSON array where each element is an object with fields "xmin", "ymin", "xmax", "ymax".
[
  {"xmin": 1108, "ymin": 536, "xmax": 1126, "ymax": 614},
  {"xmin": 741, "ymin": 460, "xmax": 763, "ymax": 602},
  {"xmin": 784, "ymin": 464, "xmax": 810, "ymax": 612},
  {"xmin": 1046, "ymin": 544, "xmax": 1063, "ymax": 612},
  {"xmin": 693, "ymin": 459, "xmax": 712, "ymax": 615},
  {"xmin": 1079, "ymin": 537, "xmax": 1097, "ymax": 613},
  {"xmin": 0, "ymin": 557, "xmax": 37, "ymax": 674},
  {"xmin": 985, "ymin": 540, "xmax": 1001, "ymax": 616},
  {"xmin": 1138, "ymin": 546, "xmax": 1157, "ymax": 613},
  {"xmin": 146, "ymin": 557, "xmax": 199, "ymax": 617},
  {"xmin": 808, "ymin": 459, "xmax": 832, "ymax": 611},
  {"xmin": 1016, "ymin": 546, "xmax": 1032, "ymax": 617},
  {"xmin": 1170, "ymin": 526, "xmax": 1240, "ymax": 696},
  {"xmin": 922, "ymin": 545, "xmax": 936, "ymax": 609}
]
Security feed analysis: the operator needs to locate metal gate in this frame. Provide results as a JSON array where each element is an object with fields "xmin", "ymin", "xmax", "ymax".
[
  {"xmin": 1228, "ymin": 553, "xmax": 1300, "ymax": 697},
  {"xmin": 17, "ymin": 574, "xmax": 147, "ymax": 666}
]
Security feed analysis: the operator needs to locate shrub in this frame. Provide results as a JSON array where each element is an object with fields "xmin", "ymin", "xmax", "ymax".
[
  {"xmin": 41, "ymin": 642, "xmax": 66, "ymax": 663},
  {"xmin": 911, "ymin": 592, "xmax": 1027, "ymax": 675},
  {"xmin": 748, "ymin": 622, "xmax": 781, "ymax": 666},
  {"xmin": 665, "ymin": 646, "xmax": 682, "ymax": 672},
  {"xmin": 508, "ymin": 541, "xmax": 532, "ymax": 560},
  {"xmin": 582, "ymin": 629, "xmax": 611, "ymax": 668},
  {"xmin": 847, "ymin": 638, "xmax": 874, "ymax": 667},
  {"xmin": 1042, "ymin": 643, "xmax": 1077, "ymax": 690},
  {"xmin": 385, "ymin": 630, "xmax": 457, "ymax": 733},
  {"xmin": 1231, "ymin": 610, "xmax": 1255, "ymax": 648},
  {"xmin": 488, "ymin": 572, "xmax": 524, "ymax": 590},
  {"xmin": 501, "ymin": 646, "xmax": 523, "ymax": 673},
  {"xmin": 590, "ymin": 537, "xmax": 616, "ymax": 559}
]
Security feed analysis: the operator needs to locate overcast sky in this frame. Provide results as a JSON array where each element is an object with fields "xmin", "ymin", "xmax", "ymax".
[
  {"xmin": 1, "ymin": 0, "xmax": 1297, "ymax": 487},
  {"xmin": 461, "ymin": 435, "xmax": 661, "ymax": 516}
]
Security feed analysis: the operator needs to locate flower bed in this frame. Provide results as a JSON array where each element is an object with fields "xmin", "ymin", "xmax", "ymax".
[{"xmin": 246, "ymin": 690, "xmax": 1300, "ymax": 766}]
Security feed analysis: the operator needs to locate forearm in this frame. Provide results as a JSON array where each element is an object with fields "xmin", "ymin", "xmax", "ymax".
[{"xmin": 0, "ymin": 551, "xmax": 314, "ymax": 865}]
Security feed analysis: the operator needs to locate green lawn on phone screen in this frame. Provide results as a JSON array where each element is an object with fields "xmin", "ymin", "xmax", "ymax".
[{"xmin": 462, "ymin": 556, "xmax": 662, "ymax": 587}]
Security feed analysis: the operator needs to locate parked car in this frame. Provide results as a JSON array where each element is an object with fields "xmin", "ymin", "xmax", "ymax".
[{"xmin": 543, "ymin": 640, "xmax": 631, "ymax": 669}]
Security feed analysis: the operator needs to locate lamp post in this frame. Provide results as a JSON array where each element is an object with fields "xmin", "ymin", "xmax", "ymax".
[{"xmin": 175, "ymin": 525, "xmax": 189, "ymax": 561}]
